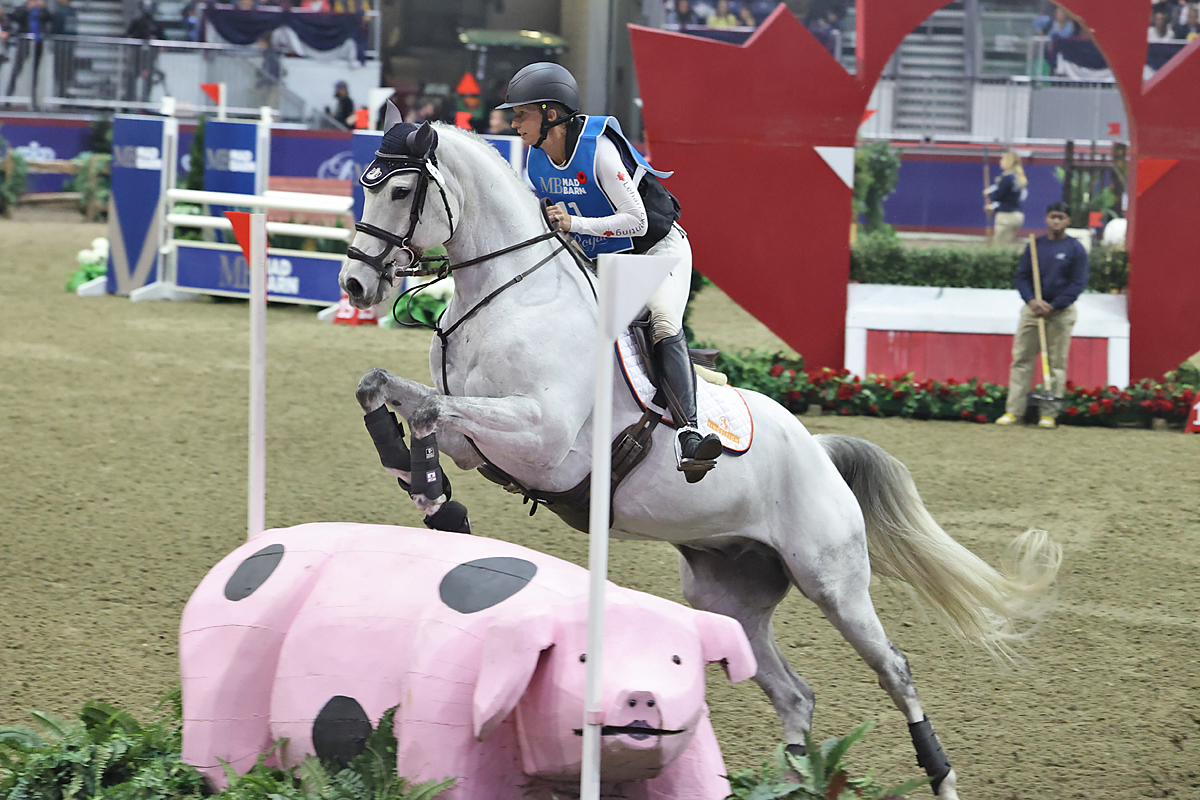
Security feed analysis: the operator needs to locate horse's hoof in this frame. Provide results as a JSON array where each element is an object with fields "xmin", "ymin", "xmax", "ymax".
[
  {"xmin": 424, "ymin": 500, "xmax": 472, "ymax": 534},
  {"xmin": 784, "ymin": 742, "xmax": 807, "ymax": 758}
]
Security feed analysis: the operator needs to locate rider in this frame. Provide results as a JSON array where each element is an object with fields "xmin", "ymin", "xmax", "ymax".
[{"xmin": 497, "ymin": 62, "xmax": 723, "ymax": 481}]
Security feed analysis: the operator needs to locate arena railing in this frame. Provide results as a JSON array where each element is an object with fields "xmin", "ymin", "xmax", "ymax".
[{"xmin": 0, "ymin": 33, "xmax": 366, "ymax": 124}]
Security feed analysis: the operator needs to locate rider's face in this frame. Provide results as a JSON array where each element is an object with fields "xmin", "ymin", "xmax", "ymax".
[{"xmin": 510, "ymin": 104, "xmax": 542, "ymax": 147}]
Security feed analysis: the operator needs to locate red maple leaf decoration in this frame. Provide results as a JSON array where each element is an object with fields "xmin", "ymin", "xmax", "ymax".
[
  {"xmin": 604, "ymin": 231, "xmax": 615, "ymax": 236},
  {"xmin": 617, "ymin": 171, "xmax": 627, "ymax": 181}
]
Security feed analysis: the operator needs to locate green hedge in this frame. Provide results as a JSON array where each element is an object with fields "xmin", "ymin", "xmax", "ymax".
[{"xmin": 849, "ymin": 233, "xmax": 1130, "ymax": 293}]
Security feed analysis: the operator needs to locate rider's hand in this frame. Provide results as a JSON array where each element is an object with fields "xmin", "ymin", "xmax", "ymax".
[{"xmin": 546, "ymin": 202, "xmax": 571, "ymax": 232}]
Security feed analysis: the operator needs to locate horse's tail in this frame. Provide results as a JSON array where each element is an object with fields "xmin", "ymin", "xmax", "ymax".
[{"xmin": 814, "ymin": 433, "xmax": 1062, "ymax": 659}]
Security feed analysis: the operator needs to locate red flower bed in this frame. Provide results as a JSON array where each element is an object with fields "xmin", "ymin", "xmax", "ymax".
[{"xmin": 711, "ymin": 348, "xmax": 1197, "ymax": 428}]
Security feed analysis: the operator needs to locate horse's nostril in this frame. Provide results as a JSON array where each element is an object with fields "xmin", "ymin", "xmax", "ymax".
[{"xmin": 346, "ymin": 278, "xmax": 363, "ymax": 299}]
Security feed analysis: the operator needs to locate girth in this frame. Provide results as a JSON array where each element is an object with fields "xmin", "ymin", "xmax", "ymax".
[{"xmin": 472, "ymin": 408, "xmax": 662, "ymax": 533}]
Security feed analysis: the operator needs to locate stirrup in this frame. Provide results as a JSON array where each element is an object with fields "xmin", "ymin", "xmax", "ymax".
[{"xmin": 674, "ymin": 427, "xmax": 718, "ymax": 484}]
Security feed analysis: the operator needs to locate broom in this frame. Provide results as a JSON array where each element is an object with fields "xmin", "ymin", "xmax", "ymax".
[{"xmin": 1026, "ymin": 233, "xmax": 1059, "ymax": 421}]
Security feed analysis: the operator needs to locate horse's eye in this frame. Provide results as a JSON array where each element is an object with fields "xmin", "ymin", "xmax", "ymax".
[{"xmin": 392, "ymin": 186, "xmax": 411, "ymax": 201}]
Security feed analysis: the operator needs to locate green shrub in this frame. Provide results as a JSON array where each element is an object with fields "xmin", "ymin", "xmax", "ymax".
[
  {"xmin": 0, "ymin": 130, "xmax": 29, "ymax": 216},
  {"xmin": 64, "ymin": 153, "xmax": 112, "ymax": 221},
  {"xmin": 0, "ymin": 696, "xmax": 455, "ymax": 800},
  {"xmin": 854, "ymin": 142, "xmax": 901, "ymax": 234},
  {"xmin": 727, "ymin": 722, "xmax": 930, "ymax": 800},
  {"xmin": 849, "ymin": 233, "xmax": 1129, "ymax": 293}
]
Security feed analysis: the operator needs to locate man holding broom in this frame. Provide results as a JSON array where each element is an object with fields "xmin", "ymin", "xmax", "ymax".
[{"xmin": 995, "ymin": 201, "xmax": 1090, "ymax": 428}]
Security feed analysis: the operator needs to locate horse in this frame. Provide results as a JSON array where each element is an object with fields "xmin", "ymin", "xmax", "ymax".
[{"xmin": 337, "ymin": 120, "xmax": 1062, "ymax": 799}]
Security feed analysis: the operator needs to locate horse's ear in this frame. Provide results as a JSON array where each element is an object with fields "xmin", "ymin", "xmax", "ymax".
[
  {"xmin": 407, "ymin": 121, "xmax": 436, "ymax": 157},
  {"xmin": 383, "ymin": 99, "xmax": 403, "ymax": 131}
]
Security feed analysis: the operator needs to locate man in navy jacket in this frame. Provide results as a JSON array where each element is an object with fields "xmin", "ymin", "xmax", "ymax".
[{"xmin": 996, "ymin": 201, "xmax": 1090, "ymax": 428}]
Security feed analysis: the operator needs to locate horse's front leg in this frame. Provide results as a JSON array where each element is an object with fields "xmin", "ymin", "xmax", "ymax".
[{"xmin": 356, "ymin": 368, "xmax": 480, "ymax": 533}]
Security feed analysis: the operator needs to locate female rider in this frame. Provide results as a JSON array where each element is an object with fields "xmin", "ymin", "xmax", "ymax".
[{"xmin": 497, "ymin": 62, "xmax": 722, "ymax": 481}]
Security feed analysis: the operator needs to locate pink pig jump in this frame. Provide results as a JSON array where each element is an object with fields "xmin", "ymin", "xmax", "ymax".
[{"xmin": 179, "ymin": 523, "xmax": 756, "ymax": 800}]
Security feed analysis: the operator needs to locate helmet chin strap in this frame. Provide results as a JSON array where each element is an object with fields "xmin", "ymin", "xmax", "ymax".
[{"xmin": 533, "ymin": 105, "xmax": 575, "ymax": 149}]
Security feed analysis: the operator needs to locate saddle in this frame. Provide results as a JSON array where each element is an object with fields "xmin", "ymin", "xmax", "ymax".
[{"xmin": 474, "ymin": 313, "xmax": 722, "ymax": 533}]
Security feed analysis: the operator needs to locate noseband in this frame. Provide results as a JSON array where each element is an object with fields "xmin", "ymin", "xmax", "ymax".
[{"xmin": 347, "ymin": 153, "xmax": 457, "ymax": 281}]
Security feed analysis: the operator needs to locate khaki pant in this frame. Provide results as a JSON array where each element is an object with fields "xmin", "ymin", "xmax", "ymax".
[
  {"xmin": 1005, "ymin": 303, "xmax": 1077, "ymax": 417},
  {"xmin": 992, "ymin": 210, "xmax": 1025, "ymax": 246}
]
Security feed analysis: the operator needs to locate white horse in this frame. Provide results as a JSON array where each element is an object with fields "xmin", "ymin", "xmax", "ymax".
[{"xmin": 338, "ymin": 120, "xmax": 1062, "ymax": 799}]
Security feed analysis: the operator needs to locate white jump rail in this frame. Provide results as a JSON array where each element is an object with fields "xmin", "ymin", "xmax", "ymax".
[
  {"xmin": 167, "ymin": 187, "xmax": 353, "ymax": 214},
  {"xmin": 165, "ymin": 213, "xmax": 351, "ymax": 241}
]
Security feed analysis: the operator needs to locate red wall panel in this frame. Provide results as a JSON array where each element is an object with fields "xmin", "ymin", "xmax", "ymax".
[{"xmin": 864, "ymin": 330, "xmax": 1109, "ymax": 387}]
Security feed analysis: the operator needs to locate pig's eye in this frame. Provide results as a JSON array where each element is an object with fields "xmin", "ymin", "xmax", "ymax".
[
  {"xmin": 672, "ymin": 655, "xmax": 681, "ymax": 665},
  {"xmin": 579, "ymin": 654, "xmax": 587, "ymax": 663},
  {"xmin": 628, "ymin": 698, "xmax": 637, "ymax": 707},
  {"xmin": 647, "ymin": 699, "xmax": 655, "ymax": 707}
]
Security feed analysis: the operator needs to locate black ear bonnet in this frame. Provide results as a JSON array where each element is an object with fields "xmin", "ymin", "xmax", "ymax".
[{"xmin": 361, "ymin": 122, "xmax": 439, "ymax": 189}]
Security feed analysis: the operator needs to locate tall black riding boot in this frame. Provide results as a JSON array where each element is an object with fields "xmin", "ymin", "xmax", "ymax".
[{"xmin": 653, "ymin": 331, "xmax": 722, "ymax": 482}]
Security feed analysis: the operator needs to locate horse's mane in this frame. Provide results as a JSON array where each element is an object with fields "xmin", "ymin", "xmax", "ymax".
[{"xmin": 433, "ymin": 124, "xmax": 541, "ymax": 216}]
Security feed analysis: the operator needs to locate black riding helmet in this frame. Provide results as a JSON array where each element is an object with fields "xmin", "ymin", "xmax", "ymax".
[{"xmin": 496, "ymin": 62, "xmax": 579, "ymax": 149}]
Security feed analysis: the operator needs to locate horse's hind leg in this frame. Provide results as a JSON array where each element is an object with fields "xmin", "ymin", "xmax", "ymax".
[
  {"xmin": 676, "ymin": 545, "xmax": 815, "ymax": 749},
  {"xmin": 783, "ymin": 541, "xmax": 959, "ymax": 799}
]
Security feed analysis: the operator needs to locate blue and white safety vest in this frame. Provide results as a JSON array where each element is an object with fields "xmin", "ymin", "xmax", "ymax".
[{"xmin": 527, "ymin": 115, "xmax": 672, "ymax": 259}]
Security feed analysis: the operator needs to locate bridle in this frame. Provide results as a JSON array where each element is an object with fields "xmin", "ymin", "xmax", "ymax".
[{"xmin": 346, "ymin": 151, "xmax": 458, "ymax": 283}]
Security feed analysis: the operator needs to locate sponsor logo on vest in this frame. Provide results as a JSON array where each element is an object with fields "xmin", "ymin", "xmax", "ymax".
[
  {"xmin": 217, "ymin": 253, "xmax": 301, "ymax": 295},
  {"xmin": 707, "ymin": 415, "xmax": 740, "ymax": 444},
  {"xmin": 538, "ymin": 175, "xmax": 588, "ymax": 196}
]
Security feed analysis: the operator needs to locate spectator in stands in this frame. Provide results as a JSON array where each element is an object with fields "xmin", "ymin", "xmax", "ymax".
[
  {"xmin": 806, "ymin": 8, "xmax": 839, "ymax": 55},
  {"xmin": 487, "ymin": 108, "xmax": 512, "ymax": 135},
  {"xmin": 332, "ymin": 80, "xmax": 356, "ymax": 128},
  {"xmin": 181, "ymin": 0, "xmax": 202, "ymax": 40},
  {"xmin": 706, "ymin": 0, "xmax": 738, "ymax": 27},
  {"xmin": 50, "ymin": 0, "xmax": 77, "ymax": 99},
  {"xmin": 5, "ymin": 0, "xmax": 48, "ymax": 100},
  {"xmin": 666, "ymin": 0, "xmax": 699, "ymax": 25},
  {"xmin": 984, "ymin": 150, "xmax": 1028, "ymax": 247},
  {"xmin": 123, "ymin": 0, "xmax": 164, "ymax": 103},
  {"xmin": 737, "ymin": 4, "xmax": 756, "ymax": 27},
  {"xmin": 407, "ymin": 95, "xmax": 443, "ymax": 124},
  {"xmin": 1174, "ymin": 4, "xmax": 1199, "ymax": 38},
  {"xmin": 995, "ymin": 201, "xmax": 1089, "ymax": 429},
  {"xmin": 1148, "ymin": 7, "xmax": 1174, "ymax": 41}
]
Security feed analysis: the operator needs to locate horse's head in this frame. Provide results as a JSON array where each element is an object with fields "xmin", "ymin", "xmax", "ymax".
[{"xmin": 339, "ymin": 118, "xmax": 459, "ymax": 309}]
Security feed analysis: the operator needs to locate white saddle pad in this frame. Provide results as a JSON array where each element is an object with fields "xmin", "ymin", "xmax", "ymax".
[{"xmin": 615, "ymin": 330, "xmax": 753, "ymax": 453}]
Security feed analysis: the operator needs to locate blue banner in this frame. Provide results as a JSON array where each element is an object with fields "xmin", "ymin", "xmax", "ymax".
[
  {"xmin": 203, "ymin": 120, "xmax": 262, "ymax": 195},
  {"xmin": 351, "ymin": 130, "xmax": 383, "ymax": 223},
  {"xmin": 107, "ymin": 116, "xmax": 166, "ymax": 295},
  {"xmin": 175, "ymin": 243, "xmax": 343, "ymax": 305},
  {"xmin": 0, "ymin": 119, "xmax": 91, "ymax": 192}
]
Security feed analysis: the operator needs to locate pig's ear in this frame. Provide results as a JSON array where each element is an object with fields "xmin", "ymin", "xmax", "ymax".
[
  {"xmin": 694, "ymin": 610, "xmax": 756, "ymax": 683},
  {"xmin": 472, "ymin": 611, "xmax": 557, "ymax": 741}
]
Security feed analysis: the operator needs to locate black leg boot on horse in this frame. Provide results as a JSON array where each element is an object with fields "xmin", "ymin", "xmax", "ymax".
[
  {"xmin": 363, "ymin": 406, "xmax": 472, "ymax": 534},
  {"xmin": 653, "ymin": 331, "xmax": 722, "ymax": 483}
]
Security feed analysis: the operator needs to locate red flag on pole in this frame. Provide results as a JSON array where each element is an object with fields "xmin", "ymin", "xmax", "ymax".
[
  {"xmin": 201, "ymin": 83, "xmax": 222, "ymax": 104},
  {"xmin": 224, "ymin": 211, "xmax": 254, "ymax": 263}
]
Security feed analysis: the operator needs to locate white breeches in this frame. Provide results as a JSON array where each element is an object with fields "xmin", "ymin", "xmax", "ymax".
[{"xmin": 644, "ymin": 224, "xmax": 693, "ymax": 343}]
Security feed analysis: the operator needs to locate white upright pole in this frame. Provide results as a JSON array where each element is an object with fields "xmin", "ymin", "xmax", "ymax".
[
  {"xmin": 247, "ymin": 212, "xmax": 267, "ymax": 539},
  {"xmin": 580, "ymin": 252, "xmax": 679, "ymax": 800},
  {"xmin": 218, "ymin": 82, "xmax": 228, "ymax": 122},
  {"xmin": 581, "ymin": 262, "xmax": 618, "ymax": 800}
]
